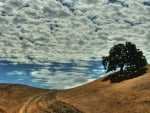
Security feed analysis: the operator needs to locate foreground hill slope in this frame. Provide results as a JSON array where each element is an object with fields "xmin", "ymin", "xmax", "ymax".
[
  {"xmin": 0, "ymin": 84, "xmax": 48, "ymax": 113},
  {"xmin": 57, "ymin": 65, "xmax": 150, "ymax": 113},
  {"xmin": 0, "ymin": 84, "xmax": 83, "ymax": 113},
  {"xmin": 0, "ymin": 65, "xmax": 150, "ymax": 113}
]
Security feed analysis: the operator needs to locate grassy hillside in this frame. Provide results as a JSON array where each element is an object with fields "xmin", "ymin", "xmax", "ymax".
[
  {"xmin": 0, "ymin": 84, "xmax": 48, "ymax": 113},
  {"xmin": 57, "ymin": 65, "xmax": 150, "ymax": 113},
  {"xmin": 0, "ymin": 65, "xmax": 150, "ymax": 113}
]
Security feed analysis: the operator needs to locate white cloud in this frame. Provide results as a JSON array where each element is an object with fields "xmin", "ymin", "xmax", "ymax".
[
  {"xmin": 7, "ymin": 71, "xmax": 26, "ymax": 75},
  {"xmin": 0, "ymin": 0, "xmax": 149, "ymax": 64},
  {"xmin": 28, "ymin": 59, "xmax": 104, "ymax": 89},
  {"xmin": 29, "ymin": 63, "xmax": 99, "ymax": 89}
]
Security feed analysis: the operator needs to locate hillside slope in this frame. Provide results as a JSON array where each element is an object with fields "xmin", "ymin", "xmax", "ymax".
[
  {"xmin": 57, "ymin": 65, "xmax": 150, "ymax": 113},
  {"xmin": 0, "ymin": 84, "xmax": 48, "ymax": 113},
  {"xmin": 0, "ymin": 65, "xmax": 150, "ymax": 113},
  {"xmin": 0, "ymin": 84, "xmax": 83, "ymax": 113}
]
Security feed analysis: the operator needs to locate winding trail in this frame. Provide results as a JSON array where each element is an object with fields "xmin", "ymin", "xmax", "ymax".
[
  {"xmin": 19, "ymin": 94, "xmax": 43, "ymax": 113},
  {"xmin": 19, "ymin": 91, "xmax": 57, "ymax": 113}
]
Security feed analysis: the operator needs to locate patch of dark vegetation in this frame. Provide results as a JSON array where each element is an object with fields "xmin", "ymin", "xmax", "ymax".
[
  {"xmin": 45, "ymin": 100, "xmax": 84, "ymax": 113},
  {"xmin": 102, "ymin": 42, "xmax": 148, "ymax": 83},
  {"xmin": 102, "ymin": 67, "xmax": 148, "ymax": 83}
]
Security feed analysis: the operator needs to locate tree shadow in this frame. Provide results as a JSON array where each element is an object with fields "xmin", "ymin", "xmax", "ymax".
[{"xmin": 102, "ymin": 67, "xmax": 148, "ymax": 83}]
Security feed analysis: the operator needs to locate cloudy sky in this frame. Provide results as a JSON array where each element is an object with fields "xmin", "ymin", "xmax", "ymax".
[{"xmin": 0, "ymin": 0, "xmax": 149, "ymax": 89}]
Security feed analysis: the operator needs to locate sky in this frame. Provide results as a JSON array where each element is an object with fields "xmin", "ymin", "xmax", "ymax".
[
  {"xmin": 0, "ymin": 0, "xmax": 150, "ymax": 89},
  {"xmin": 0, "ymin": 60, "xmax": 105, "ymax": 89}
]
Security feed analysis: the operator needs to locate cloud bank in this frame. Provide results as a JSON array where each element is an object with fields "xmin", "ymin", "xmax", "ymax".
[{"xmin": 0, "ymin": 0, "xmax": 149, "ymax": 64}]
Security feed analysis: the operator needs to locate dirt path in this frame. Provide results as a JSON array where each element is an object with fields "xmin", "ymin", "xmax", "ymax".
[
  {"xmin": 19, "ymin": 94, "xmax": 43, "ymax": 113},
  {"xmin": 19, "ymin": 91, "xmax": 57, "ymax": 113}
]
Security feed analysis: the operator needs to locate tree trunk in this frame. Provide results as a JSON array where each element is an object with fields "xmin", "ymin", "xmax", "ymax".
[{"xmin": 120, "ymin": 65, "xmax": 124, "ymax": 74}]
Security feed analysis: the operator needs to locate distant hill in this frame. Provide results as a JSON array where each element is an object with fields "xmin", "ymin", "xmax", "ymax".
[{"xmin": 0, "ymin": 65, "xmax": 150, "ymax": 113}]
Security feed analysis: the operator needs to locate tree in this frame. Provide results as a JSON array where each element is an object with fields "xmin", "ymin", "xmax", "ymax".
[{"xmin": 102, "ymin": 42, "xmax": 147, "ymax": 74}]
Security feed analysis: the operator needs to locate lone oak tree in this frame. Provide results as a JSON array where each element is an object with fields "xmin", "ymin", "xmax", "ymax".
[{"xmin": 102, "ymin": 42, "xmax": 147, "ymax": 74}]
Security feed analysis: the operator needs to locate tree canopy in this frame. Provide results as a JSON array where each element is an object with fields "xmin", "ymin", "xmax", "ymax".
[{"xmin": 102, "ymin": 42, "xmax": 147, "ymax": 74}]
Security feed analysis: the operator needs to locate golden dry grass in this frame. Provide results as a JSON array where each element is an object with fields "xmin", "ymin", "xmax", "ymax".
[
  {"xmin": 57, "ymin": 65, "xmax": 150, "ymax": 113},
  {"xmin": 0, "ymin": 84, "xmax": 83, "ymax": 113},
  {"xmin": 0, "ymin": 84, "xmax": 48, "ymax": 113},
  {"xmin": 0, "ymin": 65, "xmax": 150, "ymax": 113}
]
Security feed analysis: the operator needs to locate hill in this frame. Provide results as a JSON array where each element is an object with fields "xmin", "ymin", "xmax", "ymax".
[
  {"xmin": 58, "ymin": 65, "xmax": 150, "ymax": 113},
  {"xmin": 0, "ymin": 65, "xmax": 150, "ymax": 113}
]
